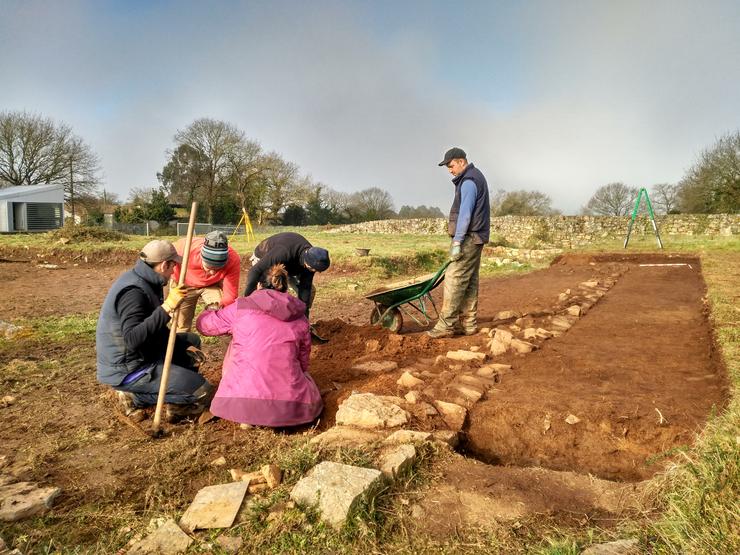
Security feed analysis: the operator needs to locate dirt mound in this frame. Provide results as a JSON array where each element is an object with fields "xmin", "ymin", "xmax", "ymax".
[{"xmin": 49, "ymin": 225, "xmax": 130, "ymax": 243}]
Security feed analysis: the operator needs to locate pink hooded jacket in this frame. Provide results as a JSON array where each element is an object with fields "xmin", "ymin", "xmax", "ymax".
[{"xmin": 195, "ymin": 289, "xmax": 323, "ymax": 427}]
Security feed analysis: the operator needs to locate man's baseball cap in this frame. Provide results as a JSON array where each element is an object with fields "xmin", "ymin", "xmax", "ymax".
[
  {"xmin": 139, "ymin": 240, "xmax": 182, "ymax": 264},
  {"xmin": 438, "ymin": 147, "xmax": 467, "ymax": 166}
]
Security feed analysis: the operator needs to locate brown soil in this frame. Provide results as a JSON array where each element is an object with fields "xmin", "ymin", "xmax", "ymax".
[{"xmin": 0, "ymin": 250, "xmax": 729, "ymax": 548}]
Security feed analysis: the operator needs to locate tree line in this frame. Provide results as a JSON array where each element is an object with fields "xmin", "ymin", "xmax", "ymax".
[{"xmin": 1, "ymin": 110, "xmax": 737, "ymax": 225}]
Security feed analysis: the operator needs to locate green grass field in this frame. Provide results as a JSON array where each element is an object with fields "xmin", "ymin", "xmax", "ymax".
[{"xmin": 0, "ymin": 229, "xmax": 737, "ymax": 553}]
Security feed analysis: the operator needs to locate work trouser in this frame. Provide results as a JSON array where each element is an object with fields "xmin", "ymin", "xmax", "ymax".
[
  {"xmin": 170, "ymin": 280, "xmax": 223, "ymax": 333},
  {"xmin": 114, "ymin": 333, "xmax": 214, "ymax": 408},
  {"xmin": 434, "ymin": 236, "xmax": 484, "ymax": 332}
]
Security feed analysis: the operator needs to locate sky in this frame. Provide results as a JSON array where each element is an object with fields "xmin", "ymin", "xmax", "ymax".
[{"xmin": 1, "ymin": 0, "xmax": 739, "ymax": 214}]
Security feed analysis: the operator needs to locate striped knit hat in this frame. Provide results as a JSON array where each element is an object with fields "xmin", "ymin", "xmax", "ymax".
[{"xmin": 201, "ymin": 231, "xmax": 229, "ymax": 268}]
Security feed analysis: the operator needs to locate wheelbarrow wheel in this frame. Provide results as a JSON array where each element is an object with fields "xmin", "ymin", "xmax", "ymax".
[{"xmin": 370, "ymin": 305, "xmax": 403, "ymax": 333}]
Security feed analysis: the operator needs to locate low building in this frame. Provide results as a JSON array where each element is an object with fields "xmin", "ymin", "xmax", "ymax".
[{"xmin": 0, "ymin": 184, "xmax": 65, "ymax": 232}]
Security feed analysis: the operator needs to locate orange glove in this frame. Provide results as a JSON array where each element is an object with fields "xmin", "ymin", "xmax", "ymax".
[{"xmin": 162, "ymin": 285, "xmax": 193, "ymax": 313}]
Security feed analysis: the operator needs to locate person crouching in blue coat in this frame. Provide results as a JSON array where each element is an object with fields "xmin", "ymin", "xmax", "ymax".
[{"xmin": 95, "ymin": 240, "xmax": 214, "ymax": 422}]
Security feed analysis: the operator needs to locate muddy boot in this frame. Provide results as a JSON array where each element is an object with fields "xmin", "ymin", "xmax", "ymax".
[
  {"xmin": 164, "ymin": 403, "xmax": 205, "ymax": 423},
  {"xmin": 115, "ymin": 391, "xmax": 146, "ymax": 422},
  {"xmin": 427, "ymin": 327, "xmax": 455, "ymax": 339}
]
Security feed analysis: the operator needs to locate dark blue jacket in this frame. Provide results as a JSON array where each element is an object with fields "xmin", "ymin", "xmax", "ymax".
[
  {"xmin": 447, "ymin": 163, "xmax": 490, "ymax": 244},
  {"xmin": 96, "ymin": 260, "xmax": 168, "ymax": 386}
]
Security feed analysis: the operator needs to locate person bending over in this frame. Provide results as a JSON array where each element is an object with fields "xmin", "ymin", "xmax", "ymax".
[{"xmin": 197, "ymin": 264, "xmax": 323, "ymax": 427}]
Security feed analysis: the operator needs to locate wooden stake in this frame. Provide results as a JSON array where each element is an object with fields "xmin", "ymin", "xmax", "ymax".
[{"xmin": 151, "ymin": 202, "xmax": 198, "ymax": 435}]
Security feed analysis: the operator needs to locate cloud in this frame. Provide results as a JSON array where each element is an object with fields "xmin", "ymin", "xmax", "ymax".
[{"xmin": 1, "ymin": 0, "xmax": 738, "ymax": 213}]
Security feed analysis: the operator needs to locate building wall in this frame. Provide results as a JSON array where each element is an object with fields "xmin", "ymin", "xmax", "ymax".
[
  {"xmin": 0, "ymin": 201, "xmax": 9, "ymax": 232},
  {"xmin": 327, "ymin": 214, "xmax": 740, "ymax": 247}
]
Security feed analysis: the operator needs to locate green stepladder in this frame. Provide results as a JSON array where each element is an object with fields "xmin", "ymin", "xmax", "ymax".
[{"xmin": 624, "ymin": 188, "xmax": 664, "ymax": 249}]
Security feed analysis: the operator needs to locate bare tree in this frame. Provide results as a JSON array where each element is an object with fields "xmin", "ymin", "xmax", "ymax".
[
  {"xmin": 583, "ymin": 182, "xmax": 639, "ymax": 216},
  {"xmin": 173, "ymin": 118, "xmax": 245, "ymax": 222},
  {"xmin": 494, "ymin": 190, "xmax": 558, "ymax": 216},
  {"xmin": 0, "ymin": 111, "xmax": 100, "ymax": 218},
  {"xmin": 260, "ymin": 152, "xmax": 299, "ymax": 223},
  {"xmin": 651, "ymin": 183, "xmax": 680, "ymax": 214},
  {"xmin": 225, "ymin": 138, "xmax": 263, "ymax": 214},
  {"xmin": 349, "ymin": 187, "xmax": 396, "ymax": 221}
]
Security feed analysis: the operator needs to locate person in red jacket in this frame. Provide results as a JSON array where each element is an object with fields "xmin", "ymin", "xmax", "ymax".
[{"xmin": 172, "ymin": 231, "xmax": 241, "ymax": 332}]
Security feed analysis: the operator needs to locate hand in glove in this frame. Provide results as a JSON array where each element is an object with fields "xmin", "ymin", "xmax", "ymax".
[
  {"xmin": 162, "ymin": 285, "xmax": 193, "ymax": 313},
  {"xmin": 186, "ymin": 345, "xmax": 207, "ymax": 368},
  {"xmin": 450, "ymin": 242, "xmax": 463, "ymax": 262}
]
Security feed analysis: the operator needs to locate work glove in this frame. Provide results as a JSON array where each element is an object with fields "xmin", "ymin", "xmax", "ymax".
[
  {"xmin": 185, "ymin": 345, "xmax": 207, "ymax": 369},
  {"xmin": 450, "ymin": 242, "xmax": 463, "ymax": 262},
  {"xmin": 162, "ymin": 285, "xmax": 193, "ymax": 314}
]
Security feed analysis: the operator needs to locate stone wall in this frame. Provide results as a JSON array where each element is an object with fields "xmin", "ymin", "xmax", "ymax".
[{"xmin": 327, "ymin": 214, "xmax": 739, "ymax": 247}]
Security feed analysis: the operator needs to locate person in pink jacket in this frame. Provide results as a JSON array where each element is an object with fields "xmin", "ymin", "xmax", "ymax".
[{"xmin": 195, "ymin": 264, "xmax": 323, "ymax": 427}]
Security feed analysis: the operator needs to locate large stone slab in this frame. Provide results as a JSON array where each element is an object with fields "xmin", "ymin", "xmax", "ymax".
[
  {"xmin": 0, "ymin": 481, "xmax": 60, "ymax": 522},
  {"xmin": 582, "ymin": 539, "xmax": 640, "ymax": 555},
  {"xmin": 290, "ymin": 461, "xmax": 383, "ymax": 529},
  {"xmin": 352, "ymin": 360, "xmax": 398, "ymax": 373},
  {"xmin": 383, "ymin": 430, "xmax": 432, "ymax": 445},
  {"xmin": 433, "ymin": 401, "xmax": 467, "ymax": 431},
  {"xmin": 396, "ymin": 371, "xmax": 424, "ymax": 388},
  {"xmin": 377, "ymin": 444, "xmax": 416, "ymax": 479},
  {"xmin": 446, "ymin": 350, "xmax": 486, "ymax": 362},
  {"xmin": 310, "ymin": 426, "xmax": 386, "ymax": 448},
  {"xmin": 335, "ymin": 393, "xmax": 409, "ymax": 429},
  {"xmin": 127, "ymin": 520, "xmax": 192, "ymax": 555},
  {"xmin": 179, "ymin": 482, "xmax": 248, "ymax": 532}
]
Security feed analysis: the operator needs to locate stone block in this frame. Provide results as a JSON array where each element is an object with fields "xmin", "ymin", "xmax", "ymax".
[
  {"xmin": 535, "ymin": 328, "xmax": 553, "ymax": 339},
  {"xmin": 566, "ymin": 305, "xmax": 581, "ymax": 317},
  {"xmin": 550, "ymin": 316, "xmax": 572, "ymax": 330},
  {"xmin": 446, "ymin": 350, "xmax": 486, "ymax": 362},
  {"xmin": 452, "ymin": 385, "xmax": 483, "ymax": 403},
  {"xmin": 180, "ymin": 482, "xmax": 248, "ymax": 532},
  {"xmin": 0, "ymin": 482, "xmax": 61, "ymax": 522},
  {"xmin": 432, "ymin": 430, "xmax": 459, "ymax": 448},
  {"xmin": 261, "ymin": 464, "xmax": 282, "ymax": 489},
  {"xmin": 433, "ymin": 401, "xmax": 467, "ymax": 431},
  {"xmin": 290, "ymin": 462, "xmax": 383, "ymax": 529},
  {"xmin": 582, "ymin": 539, "xmax": 640, "ymax": 555},
  {"xmin": 127, "ymin": 519, "xmax": 192, "ymax": 555},
  {"xmin": 377, "ymin": 444, "xmax": 416, "ymax": 479},
  {"xmin": 489, "ymin": 338, "xmax": 508, "ymax": 356},
  {"xmin": 335, "ymin": 393, "xmax": 409, "ymax": 429},
  {"xmin": 523, "ymin": 327, "xmax": 537, "ymax": 340},
  {"xmin": 310, "ymin": 426, "xmax": 386, "ymax": 448},
  {"xmin": 510, "ymin": 339, "xmax": 536, "ymax": 354},
  {"xmin": 396, "ymin": 371, "xmax": 424, "ymax": 388},
  {"xmin": 493, "ymin": 310, "xmax": 521, "ymax": 322},
  {"xmin": 493, "ymin": 328, "xmax": 513, "ymax": 346},
  {"xmin": 352, "ymin": 360, "xmax": 398, "ymax": 373},
  {"xmin": 404, "ymin": 391, "xmax": 420, "ymax": 404},
  {"xmin": 383, "ymin": 430, "xmax": 432, "ymax": 445}
]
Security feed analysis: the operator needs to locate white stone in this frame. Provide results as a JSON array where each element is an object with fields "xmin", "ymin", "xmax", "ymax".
[
  {"xmin": 489, "ymin": 338, "xmax": 508, "ymax": 356},
  {"xmin": 396, "ymin": 371, "xmax": 424, "ymax": 388},
  {"xmin": 479, "ymin": 327, "xmax": 491, "ymax": 335},
  {"xmin": 493, "ymin": 328, "xmax": 513, "ymax": 346},
  {"xmin": 566, "ymin": 305, "xmax": 581, "ymax": 317},
  {"xmin": 210, "ymin": 456, "xmax": 226, "ymax": 467},
  {"xmin": 581, "ymin": 539, "xmax": 640, "ymax": 555},
  {"xmin": 580, "ymin": 280, "xmax": 599, "ymax": 288},
  {"xmin": 377, "ymin": 444, "xmax": 416, "ymax": 479},
  {"xmin": 446, "ymin": 350, "xmax": 486, "ymax": 362},
  {"xmin": 565, "ymin": 414, "xmax": 581, "ymax": 425},
  {"xmin": 335, "ymin": 393, "xmax": 409, "ymax": 429},
  {"xmin": 179, "ymin": 482, "xmax": 248, "ymax": 532},
  {"xmin": 453, "ymin": 385, "xmax": 483, "ymax": 403},
  {"xmin": 432, "ymin": 430, "xmax": 459, "ymax": 448},
  {"xmin": 352, "ymin": 360, "xmax": 399, "ymax": 373},
  {"xmin": 127, "ymin": 520, "xmax": 192, "ymax": 555},
  {"xmin": 523, "ymin": 327, "xmax": 538, "ymax": 340},
  {"xmin": 535, "ymin": 328, "xmax": 553, "ymax": 339},
  {"xmin": 510, "ymin": 339, "xmax": 536, "ymax": 354},
  {"xmin": 551, "ymin": 316, "xmax": 572, "ymax": 330},
  {"xmin": 261, "ymin": 464, "xmax": 282, "ymax": 488},
  {"xmin": 0, "ymin": 482, "xmax": 61, "ymax": 522},
  {"xmin": 404, "ymin": 391, "xmax": 420, "ymax": 404},
  {"xmin": 469, "ymin": 345, "xmax": 481, "ymax": 352},
  {"xmin": 290, "ymin": 462, "xmax": 383, "ymax": 529},
  {"xmin": 383, "ymin": 430, "xmax": 432, "ymax": 445},
  {"xmin": 493, "ymin": 310, "xmax": 520, "ymax": 322},
  {"xmin": 310, "ymin": 426, "xmax": 386, "ymax": 448},
  {"xmin": 433, "ymin": 401, "xmax": 467, "ymax": 431}
]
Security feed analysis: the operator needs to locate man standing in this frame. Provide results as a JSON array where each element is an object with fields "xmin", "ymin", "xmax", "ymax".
[
  {"xmin": 428, "ymin": 147, "xmax": 490, "ymax": 338},
  {"xmin": 243, "ymin": 231, "xmax": 330, "ymax": 317},
  {"xmin": 96, "ymin": 240, "xmax": 214, "ymax": 422},
  {"xmin": 171, "ymin": 231, "xmax": 241, "ymax": 332}
]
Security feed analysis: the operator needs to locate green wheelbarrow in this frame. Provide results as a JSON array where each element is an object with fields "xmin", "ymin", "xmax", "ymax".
[{"xmin": 365, "ymin": 261, "xmax": 451, "ymax": 333}]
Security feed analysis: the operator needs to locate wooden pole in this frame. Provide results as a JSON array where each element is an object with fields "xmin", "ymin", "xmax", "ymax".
[{"xmin": 151, "ymin": 202, "xmax": 198, "ymax": 435}]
